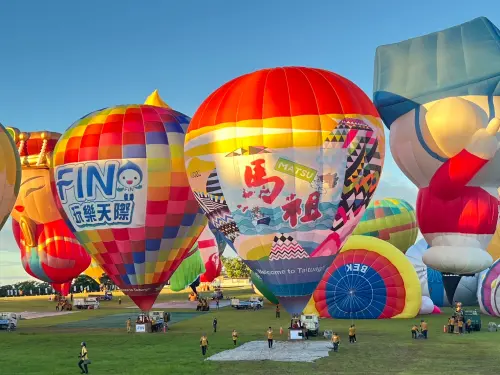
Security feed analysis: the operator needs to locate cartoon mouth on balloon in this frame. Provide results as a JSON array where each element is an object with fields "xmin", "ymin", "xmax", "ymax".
[
  {"xmin": 15, "ymin": 205, "xmax": 25, "ymax": 212},
  {"xmin": 127, "ymin": 180, "xmax": 133, "ymax": 184}
]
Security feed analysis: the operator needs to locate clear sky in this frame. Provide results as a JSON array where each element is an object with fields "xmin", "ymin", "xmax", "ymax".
[{"xmin": 0, "ymin": 0, "xmax": 498, "ymax": 284}]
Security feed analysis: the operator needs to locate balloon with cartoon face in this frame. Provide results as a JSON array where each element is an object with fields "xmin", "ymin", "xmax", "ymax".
[
  {"xmin": 373, "ymin": 17, "xmax": 500, "ymax": 275},
  {"xmin": 0, "ymin": 124, "xmax": 21, "ymax": 232}
]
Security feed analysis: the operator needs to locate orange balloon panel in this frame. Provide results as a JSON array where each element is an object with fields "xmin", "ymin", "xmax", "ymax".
[{"xmin": 0, "ymin": 124, "xmax": 21, "ymax": 231}]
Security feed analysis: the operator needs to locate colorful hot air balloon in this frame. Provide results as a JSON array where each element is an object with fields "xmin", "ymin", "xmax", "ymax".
[
  {"xmin": 373, "ymin": 17, "xmax": 500, "ymax": 275},
  {"xmin": 353, "ymin": 198, "xmax": 417, "ymax": 253},
  {"xmin": 83, "ymin": 258, "xmax": 106, "ymax": 284},
  {"xmin": 198, "ymin": 226, "xmax": 222, "ymax": 282},
  {"xmin": 52, "ymin": 97, "xmax": 207, "ymax": 311},
  {"xmin": 314, "ymin": 236, "xmax": 421, "ymax": 319},
  {"xmin": 251, "ymin": 272, "xmax": 279, "ymax": 304},
  {"xmin": 185, "ymin": 67, "xmax": 385, "ymax": 313},
  {"xmin": 478, "ymin": 259, "xmax": 500, "ymax": 316},
  {"xmin": 0, "ymin": 124, "xmax": 21, "ymax": 231},
  {"xmin": 169, "ymin": 243, "xmax": 205, "ymax": 292},
  {"xmin": 8, "ymin": 128, "xmax": 90, "ymax": 295},
  {"xmin": 208, "ymin": 222, "xmax": 227, "ymax": 255}
]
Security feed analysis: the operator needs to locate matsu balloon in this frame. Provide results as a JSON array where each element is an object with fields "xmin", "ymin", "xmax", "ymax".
[
  {"xmin": 52, "ymin": 103, "xmax": 207, "ymax": 311},
  {"xmin": 208, "ymin": 222, "xmax": 227, "ymax": 255},
  {"xmin": 0, "ymin": 124, "xmax": 21, "ymax": 231},
  {"xmin": 185, "ymin": 67, "xmax": 385, "ymax": 313},
  {"xmin": 353, "ymin": 198, "xmax": 417, "ymax": 253},
  {"xmin": 198, "ymin": 226, "xmax": 222, "ymax": 282},
  {"xmin": 314, "ymin": 236, "xmax": 421, "ymax": 319},
  {"xmin": 9, "ymin": 129, "xmax": 90, "ymax": 295}
]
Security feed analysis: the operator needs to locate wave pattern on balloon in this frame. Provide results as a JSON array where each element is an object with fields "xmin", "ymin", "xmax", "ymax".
[{"xmin": 185, "ymin": 67, "xmax": 385, "ymax": 313}]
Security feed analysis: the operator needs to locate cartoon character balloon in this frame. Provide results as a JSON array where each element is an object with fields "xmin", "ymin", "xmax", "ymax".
[
  {"xmin": 353, "ymin": 198, "xmax": 417, "ymax": 253},
  {"xmin": 0, "ymin": 124, "xmax": 21, "ymax": 231},
  {"xmin": 8, "ymin": 128, "xmax": 90, "ymax": 294},
  {"xmin": 198, "ymin": 226, "xmax": 222, "ymax": 282},
  {"xmin": 373, "ymin": 17, "xmax": 500, "ymax": 275},
  {"xmin": 477, "ymin": 259, "xmax": 500, "ymax": 316},
  {"xmin": 52, "ymin": 99, "xmax": 207, "ymax": 311},
  {"xmin": 185, "ymin": 67, "xmax": 385, "ymax": 313}
]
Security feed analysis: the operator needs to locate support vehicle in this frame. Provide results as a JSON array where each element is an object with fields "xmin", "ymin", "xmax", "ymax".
[
  {"xmin": 230, "ymin": 297, "xmax": 264, "ymax": 310},
  {"xmin": 0, "ymin": 313, "xmax": 18, "ymax": 331},
  {"xmin": 300, "ymin": 314, "xmax": 320, "ymax": 336},
  {"xmin": 88, "ymin": 291, "xmax": 113, "ymax": 301},
  {"xmin": 463, "ymin": 309, "xmax": 481, "ymax": 331},
  {"xmin": 73, "ymin": 297, "xmax": 100, "ymax": 310}
]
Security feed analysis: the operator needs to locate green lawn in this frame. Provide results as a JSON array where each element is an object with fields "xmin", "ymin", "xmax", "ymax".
[{"xmin": 1, "ymin": 287, "xmax": 499, "ymax": 375}]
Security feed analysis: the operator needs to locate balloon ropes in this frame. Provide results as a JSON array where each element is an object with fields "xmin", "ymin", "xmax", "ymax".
[{"xmin": 314, "ymin": 235, "xmax": 421, "ymax": 320}]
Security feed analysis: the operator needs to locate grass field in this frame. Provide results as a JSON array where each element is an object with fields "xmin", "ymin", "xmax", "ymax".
[{"xmin": 1, "ymin": 287, "xmax": 499, "ymax": 375}]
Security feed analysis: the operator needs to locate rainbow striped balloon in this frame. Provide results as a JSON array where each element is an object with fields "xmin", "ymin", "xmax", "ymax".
[{"xmin": 52, "ymin": 105, "xmax": 207, "ymax": 310}]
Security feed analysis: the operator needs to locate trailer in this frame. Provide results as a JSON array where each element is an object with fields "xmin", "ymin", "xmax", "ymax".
[{"xmin": 0, "ymin": 313, "xmax": 18, "ymax": 331}]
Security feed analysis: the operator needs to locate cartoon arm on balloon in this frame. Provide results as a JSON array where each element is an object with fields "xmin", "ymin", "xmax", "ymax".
[{"xmin": 429, "ymin": 118, "xmax": 500, "ymax": 200}]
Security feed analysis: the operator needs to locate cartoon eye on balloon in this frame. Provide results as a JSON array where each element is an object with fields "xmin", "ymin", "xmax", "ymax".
[{"xmin": 184, "ymin": 67, "xmax": 385, "ymax": 313}]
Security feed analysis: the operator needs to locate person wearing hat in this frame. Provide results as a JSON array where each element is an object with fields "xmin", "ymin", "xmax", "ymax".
[
  {"xmin": 373, "ymin": 17, "xmax": 500, "ymax": 277},
  {"xmin": 78, "ymin": 342, "xmax": 90, "ymax": 374}
]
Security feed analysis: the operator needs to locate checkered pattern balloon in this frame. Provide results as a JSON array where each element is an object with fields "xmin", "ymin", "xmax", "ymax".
[{"xmin": 52, "ymin": 105, "xmax": 207, "ymax": 310}]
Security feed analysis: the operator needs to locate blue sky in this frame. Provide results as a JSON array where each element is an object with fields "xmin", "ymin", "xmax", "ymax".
[{"xmin": 0, "ymin": 0, "xmax": 498, "ymax": 284}]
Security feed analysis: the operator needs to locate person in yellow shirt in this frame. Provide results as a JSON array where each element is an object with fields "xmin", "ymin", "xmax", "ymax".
[
  {"xmin": 448, "ymin": 317, "xmax": 454, "ymax": 333},
  {"xmin": 200, "ymin": 334, "xmax": 209, "ymax": 356},
  {"xmin": 267, "ymin": 327, "xmax": 274, "ymax": 349},
  {"xmin": 126, "ymin": 318, "xmax": 131, "ymax": 333},
  {"xmin": 232, "ymin": 329, "xmax": 238, "ymax": 346},
  {"xmin": 331, "ymin": 332, "xmax": 340, "ymax": 352},
  {"xmin": 458, "ymin": 319, "xmax": 464, "ymax": 334},
  {"xmin": 420, "ymin": 320, "xmax": 428, "ymax": 339},
  {"xmin": 348, "ymin": 325, "xmax": 356, "ymax": 343},
  {"xmin": 411, "ymin": 324, "xmax": 418, "ymax": 339},
  {"xmin": 466, "ymin": 318, "xmax": 472, "ymax": 334},
  {"xmin": 78, "ymin": 342, "xmax": 90, "ymax": 374}
]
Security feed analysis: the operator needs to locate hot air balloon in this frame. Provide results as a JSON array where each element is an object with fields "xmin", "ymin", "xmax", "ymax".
[
  {"xmin": 169, "ymin": 243, "xmax": 205, "ymax": 292},
  {"xmin": 52, "ymin": 93, "xmax": 207, "ymax": 311},
  {"xmin": 353, "ymin": 198, "xmax": 417, "ymax": 253},
  {"xmin": 373, "ymin": 17, "xmax": 500, "ymax": 275},
  {"xmin": 208, "ymin": 222, "xmax": 227, "ymax": 255},
  {"xmin": 198, "ymin": 226, "xmax": 222, "ymax": 283},
  {"xmin": 185, "ymin": 67, "xmax": 385, "ymax": 313},
  {"xmin": 8, "ymin": 128, "xmax": 91, "ymax": 295},
  {"xmin": 83, "ymin": 258, "xmax": 106, "ymax": 284},
  {"xmin": 487, "ymin": 222, "xmax": 500, "ymax": 261},
  {"xmin": 0, "ymin": 124, "xmax": 21, "ymax": 231},
  {"xmin": 478, "ymin": 259, "xmax": 500, "ymax": 316},
  {"xmin": 313, "ymin": 236, "xmax": 421, "ymax": 319},
  {"xmin": 406, "ymin": 239, "xmax": 478, "ymax": 306},
  {"xmin": 251, "ymin": 272, "xmax": 279, "ymax": 304}
]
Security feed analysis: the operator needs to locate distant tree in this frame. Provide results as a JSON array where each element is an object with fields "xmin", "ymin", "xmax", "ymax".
[
  {"xmin": 13, "ymin": 280, "xmax": 39, "ymax": 295},
  {"xmin": 99, "ymin": 274, "xmax": 116, "ymax": 290},
  {"xmin": 221, "ymin": 257, "xmax": 251, "ymax": 278},
  {"xmin": 73, "ymin": 275, "xmax": 100, "ymax": 292},
  {"xmin": 0, "ymin": 284, "xmax": 14, "ymax": 297}
]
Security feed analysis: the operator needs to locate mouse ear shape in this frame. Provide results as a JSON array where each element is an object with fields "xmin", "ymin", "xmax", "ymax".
[{"xmin": 486, "ymin": 118, "xmax": 500, "ymax": 135}]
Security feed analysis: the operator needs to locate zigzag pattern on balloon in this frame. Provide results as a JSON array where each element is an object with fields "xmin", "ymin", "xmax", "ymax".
[{"xmin": 270, "ymin": 234, "xmax": 309, "ymax": 260}]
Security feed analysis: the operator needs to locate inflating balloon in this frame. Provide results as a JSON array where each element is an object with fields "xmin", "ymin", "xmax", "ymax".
[
  {"xmin": 169, "ymin": 243, "xmax": 205, "ymax": 292},
  {"xmin": 353, "ymin": 198, "xmax": 417, "ymax": 252},
  {"xmin": 0, "ymin": 124, "xmax": 21, "ymax": 231},
  {"xmin": 52, "ymin": 95, "xmax": 207, "ymax": 310},
  {"xmin": 208, "ymin": 222, "xmax": 227, "ymax": 255},
  {"xmin": 9, "ymin": 128, "xmax": 90, "ymax": 295},
  {"xmin": 251, "ymin": 272, "xmax": 279, "ymax": 305},
  {"xmin": 487, "ymin": 223, "xmax": 500, "ymax": 261},
  {"xmin": 406, "ymin": 239, "xmax": 478, "ymax": 306},
  {"xmin": 185, "ymin": 67, "xmax": 385, "ymax": 313},
  {"xmin": 53, "ymin": 282, "xmax": 71, "ymax": 296},
  {"xmin": 198, "ymin": 226, "xmax": 222, "ymax": 282},
  {"xmin": 314, "ymin": 235, "xmax": 421, "ymax": 319},
  {"xmin": 83, "ymin": 258, "xmax": 106, "ymax": 284},
  {"xmin": 374, "ymin": 17, "xmax": 500, "ymax": 275},
  {"xmin": 478, "ymin": 259, "xmax": 500, "ymax": 316}
]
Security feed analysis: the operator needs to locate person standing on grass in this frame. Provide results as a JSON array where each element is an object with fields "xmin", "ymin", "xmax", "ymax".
[
  {"xmin": 216, "ymin": 298, "xmax": 219, "ymax": 310},
  {"xmin": 348, "ymin": 325, "xmax": 356, "ymax": 343},
  {"xmin": 126, "ymin": 318, "xmax": 131, "ymax": 333},
  {"xmin": 275, "ymin": 304, "xmax": 280, "ymax": 318},
  {"xmin": 466, "ymin": 318, "xmax": 472, "ymax": 333},
  {"xmin": 232, "ymin": 329, "xmax": 238, "ymax": 346},
  {"xmin": 267, "ymin": 327, "xmax": 274, "ymax": 348},
  {"xmin": 78, "ymin": 342, "xmax": 90, "ymax": 374},
  {"xmin": 448, "ymin": 316, "xmax": 454, "ymax": 333},
  {"xmin": 200, "ymin": 334, "xmax": 209, "ymax": 356},
  {"xmin": 420, "ymin": 319, "xmax": 428, "ymax": 339},
  {"xmin": 331, "ymin": 333, "xmax": 340, "ymax": 352},
  {"xmin": 213, "ymin": 317, "xmax": 218, "ymax": 332},
  {"xmin": 411, "ymin": 324, "xmax": 418, "ymax": 339},
  {"xmin": 458, "ymin": 318, "xmax": 464, "ymax": 334}
]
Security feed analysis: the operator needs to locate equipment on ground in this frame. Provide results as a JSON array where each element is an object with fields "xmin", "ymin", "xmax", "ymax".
[
  {"xmin": 300, "ymin": 314, "xmax": 320, "ymax": 336},
  {"xmin": 88, "ymin": 292, "xmax": 113, "ymax": 301},
  {"xmin": 0, "ymin": 313, "xmax": 18, "ymax": 331},
  {"xmin": 73, "ymin": 297, "xmax": 100, "ymax": 310},
  {"xmin": 230, "ymin": 297, "xmax": 263, "ymax": 310},
  {"xmin": 463, "ymin": 309, "xmax": 481, "ymax": 331}
]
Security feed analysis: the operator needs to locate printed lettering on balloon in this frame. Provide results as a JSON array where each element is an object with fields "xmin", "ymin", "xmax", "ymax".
[
  {"xmin": 345, "ymin": 263, "xmax": 369, "ymax": 273},
  {"xmin": 281, "ymin": 191, "xmax": 323, "ymax": 227},
  {"xmin": 55, "ymin": 160, "xmax": 145, "ymax": 229},
  {"xmin": 244, "ymin": 159, "xmax": 284, "ymax": 204}
]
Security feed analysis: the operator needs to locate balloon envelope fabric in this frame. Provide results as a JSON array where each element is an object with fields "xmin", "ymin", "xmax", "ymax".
[
  {"xmin": 251, "ymin": 271, "xmax": 279, "ymax": 304},
  {"xmin": 478, "ymin": 259, "xmax": 500, "ymax": 316},
  {"xmin": 185, "ymin": 67, "xmax": 385, "ymax": 314},
  {"xmin": 169, "ymin": 243, "xmax": 205, "ymax": 292},
  {"xmin": 314, "ymin": 235, "xmax": 421, "ymax": 319},
  {"xmin": 0, "ymin": 124, "xmax": 21, "ymax": 231},
  {"xmin": 353, "ymin": 198, "xmax": 417, "ymax": 253},
  {"xmin": 52, "ymin": 105, "xmax": 207, "ymax": 311}
]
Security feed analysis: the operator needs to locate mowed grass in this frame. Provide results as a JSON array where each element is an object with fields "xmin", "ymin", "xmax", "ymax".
[{"xmin": 1, "ymin": 287, "xmax": 500, "ymax": 375}]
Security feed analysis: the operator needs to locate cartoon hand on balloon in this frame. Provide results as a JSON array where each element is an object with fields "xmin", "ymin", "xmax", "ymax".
[{"xmin": 466, "ymin": 118, "xmax": 500, "ymax": 160}]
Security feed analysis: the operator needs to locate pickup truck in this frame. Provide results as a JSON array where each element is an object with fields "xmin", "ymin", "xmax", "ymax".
[
  {"xmin": 88, "ymin": 292, "xmax": 113, "ymax": 301},
  {"xmin": 74, "ymin": 297, "xmax": 100, "ymax": 310},
  {"xmin": 0, "ymin": 312, "xmax": 18, "ymax": 331},
  {"xmin": 230, "ymin": 297, "xmax": 264, "ymax": 310}
]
